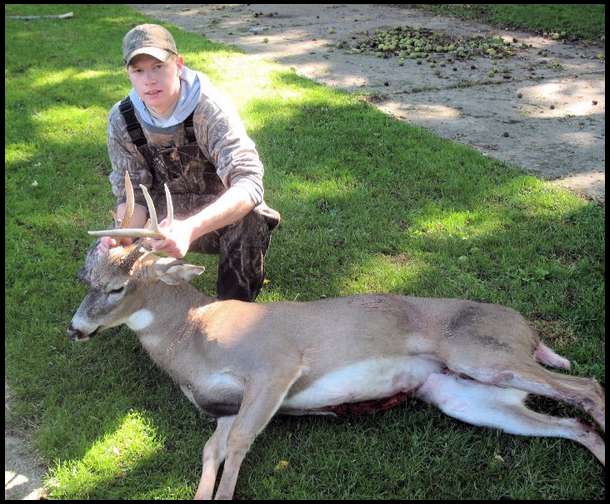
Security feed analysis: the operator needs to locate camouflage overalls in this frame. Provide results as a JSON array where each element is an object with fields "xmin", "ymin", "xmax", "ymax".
[{"xmin": 119, "ymin": 96, "xmax": 280, "ymax": 302}]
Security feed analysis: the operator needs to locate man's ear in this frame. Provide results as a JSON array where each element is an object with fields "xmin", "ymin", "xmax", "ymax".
[{"xmin": 153, "ymin": 257, "xmax": 205, "ymax": 285}]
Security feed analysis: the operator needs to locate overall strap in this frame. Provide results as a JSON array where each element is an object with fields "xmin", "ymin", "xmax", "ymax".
[
  {"xmin": 119, "ymin": 96, "xmax": 147, "ymax": 148},
  {"xmin": 183, "ymin": 110, "xmax": 196, "ymax": 144}
]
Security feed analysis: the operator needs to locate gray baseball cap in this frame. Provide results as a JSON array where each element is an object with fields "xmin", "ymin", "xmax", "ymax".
[{"xmin": 122, "ymin": 24, "xmax": 178, "ymax": 65}]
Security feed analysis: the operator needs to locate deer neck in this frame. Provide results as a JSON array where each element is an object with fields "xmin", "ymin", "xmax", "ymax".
[{"xmin": 126, "ymin": 281, "xmax": 213, "ymax": 346}]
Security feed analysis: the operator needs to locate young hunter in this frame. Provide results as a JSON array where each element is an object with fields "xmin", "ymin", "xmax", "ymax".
[{"xmin": 98, "ymin": 24, "xmax": 280, "ymax": 301}]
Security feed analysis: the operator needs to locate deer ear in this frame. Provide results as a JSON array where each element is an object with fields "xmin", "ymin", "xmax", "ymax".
[{"xmin": 153, "ymin": 258, "xmax": 205, "ymax": 285}]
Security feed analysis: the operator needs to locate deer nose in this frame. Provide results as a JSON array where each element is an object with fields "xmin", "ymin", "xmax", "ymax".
[{"xmin": 67, "ymin": 324, "xmax": 86, "ymax": 342}]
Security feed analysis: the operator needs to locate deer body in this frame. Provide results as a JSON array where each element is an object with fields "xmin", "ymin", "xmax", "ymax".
[
  {"xmin": 86, "ymin": 275, "xmax": 540, "ymax": 418},
  {"xmin": 70, "ymin": 176, "xmax": 605, "ymax": 499}
]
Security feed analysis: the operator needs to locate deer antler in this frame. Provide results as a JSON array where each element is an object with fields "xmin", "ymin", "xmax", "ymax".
[
  {"xmin": 88, "ymin": 172, "xmax": 174, "ymax": 239},
  {"xmin": 109, "ymin": 170, "xmax": 135, "ymax": 228}
]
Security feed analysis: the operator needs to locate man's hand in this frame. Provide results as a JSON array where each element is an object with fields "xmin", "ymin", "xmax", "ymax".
[
  {"xmin": 146, "ymin": 216, "xmax": 196, "ymax": 259},
  {"xmin": 98, "ymin": 236, "xmax": 134, "ymax": 254},
  {"xmin": 96, "ymin": 202, "xmax": 147, "ymax": 254}
]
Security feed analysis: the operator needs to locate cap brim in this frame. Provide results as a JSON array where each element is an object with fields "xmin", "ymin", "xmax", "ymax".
[{"xmin": 125, "ymin": 47, "xmax": 171, "ymax": 65}]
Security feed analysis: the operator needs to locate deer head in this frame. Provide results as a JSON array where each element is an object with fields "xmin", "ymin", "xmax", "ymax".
[{"xmin": 68, "ymin": 173, "xmax": 204, "ymax": 342}]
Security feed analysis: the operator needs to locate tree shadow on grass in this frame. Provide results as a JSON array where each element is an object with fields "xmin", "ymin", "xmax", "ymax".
[{"xmin": 11, "ymin": 86, "xmax": 601, "ymax": 498}]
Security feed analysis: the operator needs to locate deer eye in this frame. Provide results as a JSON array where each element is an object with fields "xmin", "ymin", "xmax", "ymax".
[{"xmin": 108, "ymin": 286, "xmax": 126, "ymax": 295}]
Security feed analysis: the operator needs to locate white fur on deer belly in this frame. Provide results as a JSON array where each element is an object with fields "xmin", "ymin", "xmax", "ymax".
[
  {"xmin": 282, "ymin": 356, "xmax": 442, "ymax": 410},
  {"xmin": 126, "ymin": 309, "xmax": 155, "ymax": 330}
]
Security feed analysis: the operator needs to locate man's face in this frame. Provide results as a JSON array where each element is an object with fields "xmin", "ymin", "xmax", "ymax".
[{"xmin": 127, "ymin": 53, "xmax": 184, "ymax": 115}]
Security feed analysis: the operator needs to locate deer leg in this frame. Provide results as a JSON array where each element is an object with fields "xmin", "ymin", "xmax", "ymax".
[
  {"xmin": 534, "ymin": 342, "xmax": 571, "ymax": 370},
  {"xmin": 213, "ymin": 366, "xmax": 306, "ymax": 500},
  {"xmin": 417, "ymin": 373, "xmax": 605, "ymax": 465},
  {"xmin": 194, "ymin": 415, "xmax": 236, "ymax": 500},
  {"xmin": 444, "ymin": 357, "xmax": 605, "ymax": 433}
]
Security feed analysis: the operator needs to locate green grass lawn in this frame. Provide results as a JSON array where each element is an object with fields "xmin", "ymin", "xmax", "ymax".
[
  {"xmin": 5, "ymin": 4, "xmax": 605, "ymax": 500},
  {"xmin": 419, "ymin": 4, "xmax": 605, "ymax": 42}
]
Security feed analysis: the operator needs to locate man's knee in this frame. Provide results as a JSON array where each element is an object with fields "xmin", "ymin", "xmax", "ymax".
[{"xmin": 216, "ymin": 212, "xmax": 274, "ymax": 302}]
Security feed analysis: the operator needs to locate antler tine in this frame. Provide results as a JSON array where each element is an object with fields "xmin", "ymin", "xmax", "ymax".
[
  {"xmin": 141, "ymin": 183, "xmax": 159, "ymax": 232},
  {"xmin": 122, "ymin": 171, "xmax": 135, "ymax": 229},
  {"xmin": 88, "ymin": 180, "xmax": 172, "ymax": 239},
  {"xmin": 137, "ymin": 183, "xmax": 174, "ymax": 231},
  {"xmin": 164, "ymin": 183, "xmax": 174, "ymax": 228}
]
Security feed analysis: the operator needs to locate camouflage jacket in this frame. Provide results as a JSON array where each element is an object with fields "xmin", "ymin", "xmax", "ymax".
[{"xmin": 107, "ymin": 73, "xmax": 265, "ymax": 209}]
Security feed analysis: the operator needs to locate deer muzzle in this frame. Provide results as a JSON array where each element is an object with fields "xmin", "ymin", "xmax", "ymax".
[{"xmin": 67, "ymin": 323, "xmax": 99, "ymax": 342}]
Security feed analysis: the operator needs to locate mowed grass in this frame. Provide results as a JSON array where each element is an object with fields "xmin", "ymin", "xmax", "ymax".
[
  {"xmin": 5, "ymin": 4, "xmax": 605, "ymax": 500},
  {"xmin": 419, "ymin": 4, "xmax": 605, "ymax": 41}
]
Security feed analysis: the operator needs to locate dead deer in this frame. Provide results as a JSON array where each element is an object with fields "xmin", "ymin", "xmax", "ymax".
[{"xmin": 68, "ymin": 173, "xmax": 605, "ymax": 500}]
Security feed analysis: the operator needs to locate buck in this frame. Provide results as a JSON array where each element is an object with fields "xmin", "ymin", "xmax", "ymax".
[{"xmin": 68, "ymin": 174, "xmax": 605, "ymax": 500}]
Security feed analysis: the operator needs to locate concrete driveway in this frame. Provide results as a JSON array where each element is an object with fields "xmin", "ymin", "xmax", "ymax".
[
  {"xmin": 5, "ymin": 381, "xmax": 47, "ymax": 500},
  {"xmin": 131, "ymin": 4, "xmax": 605, "ymax": 202}
]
